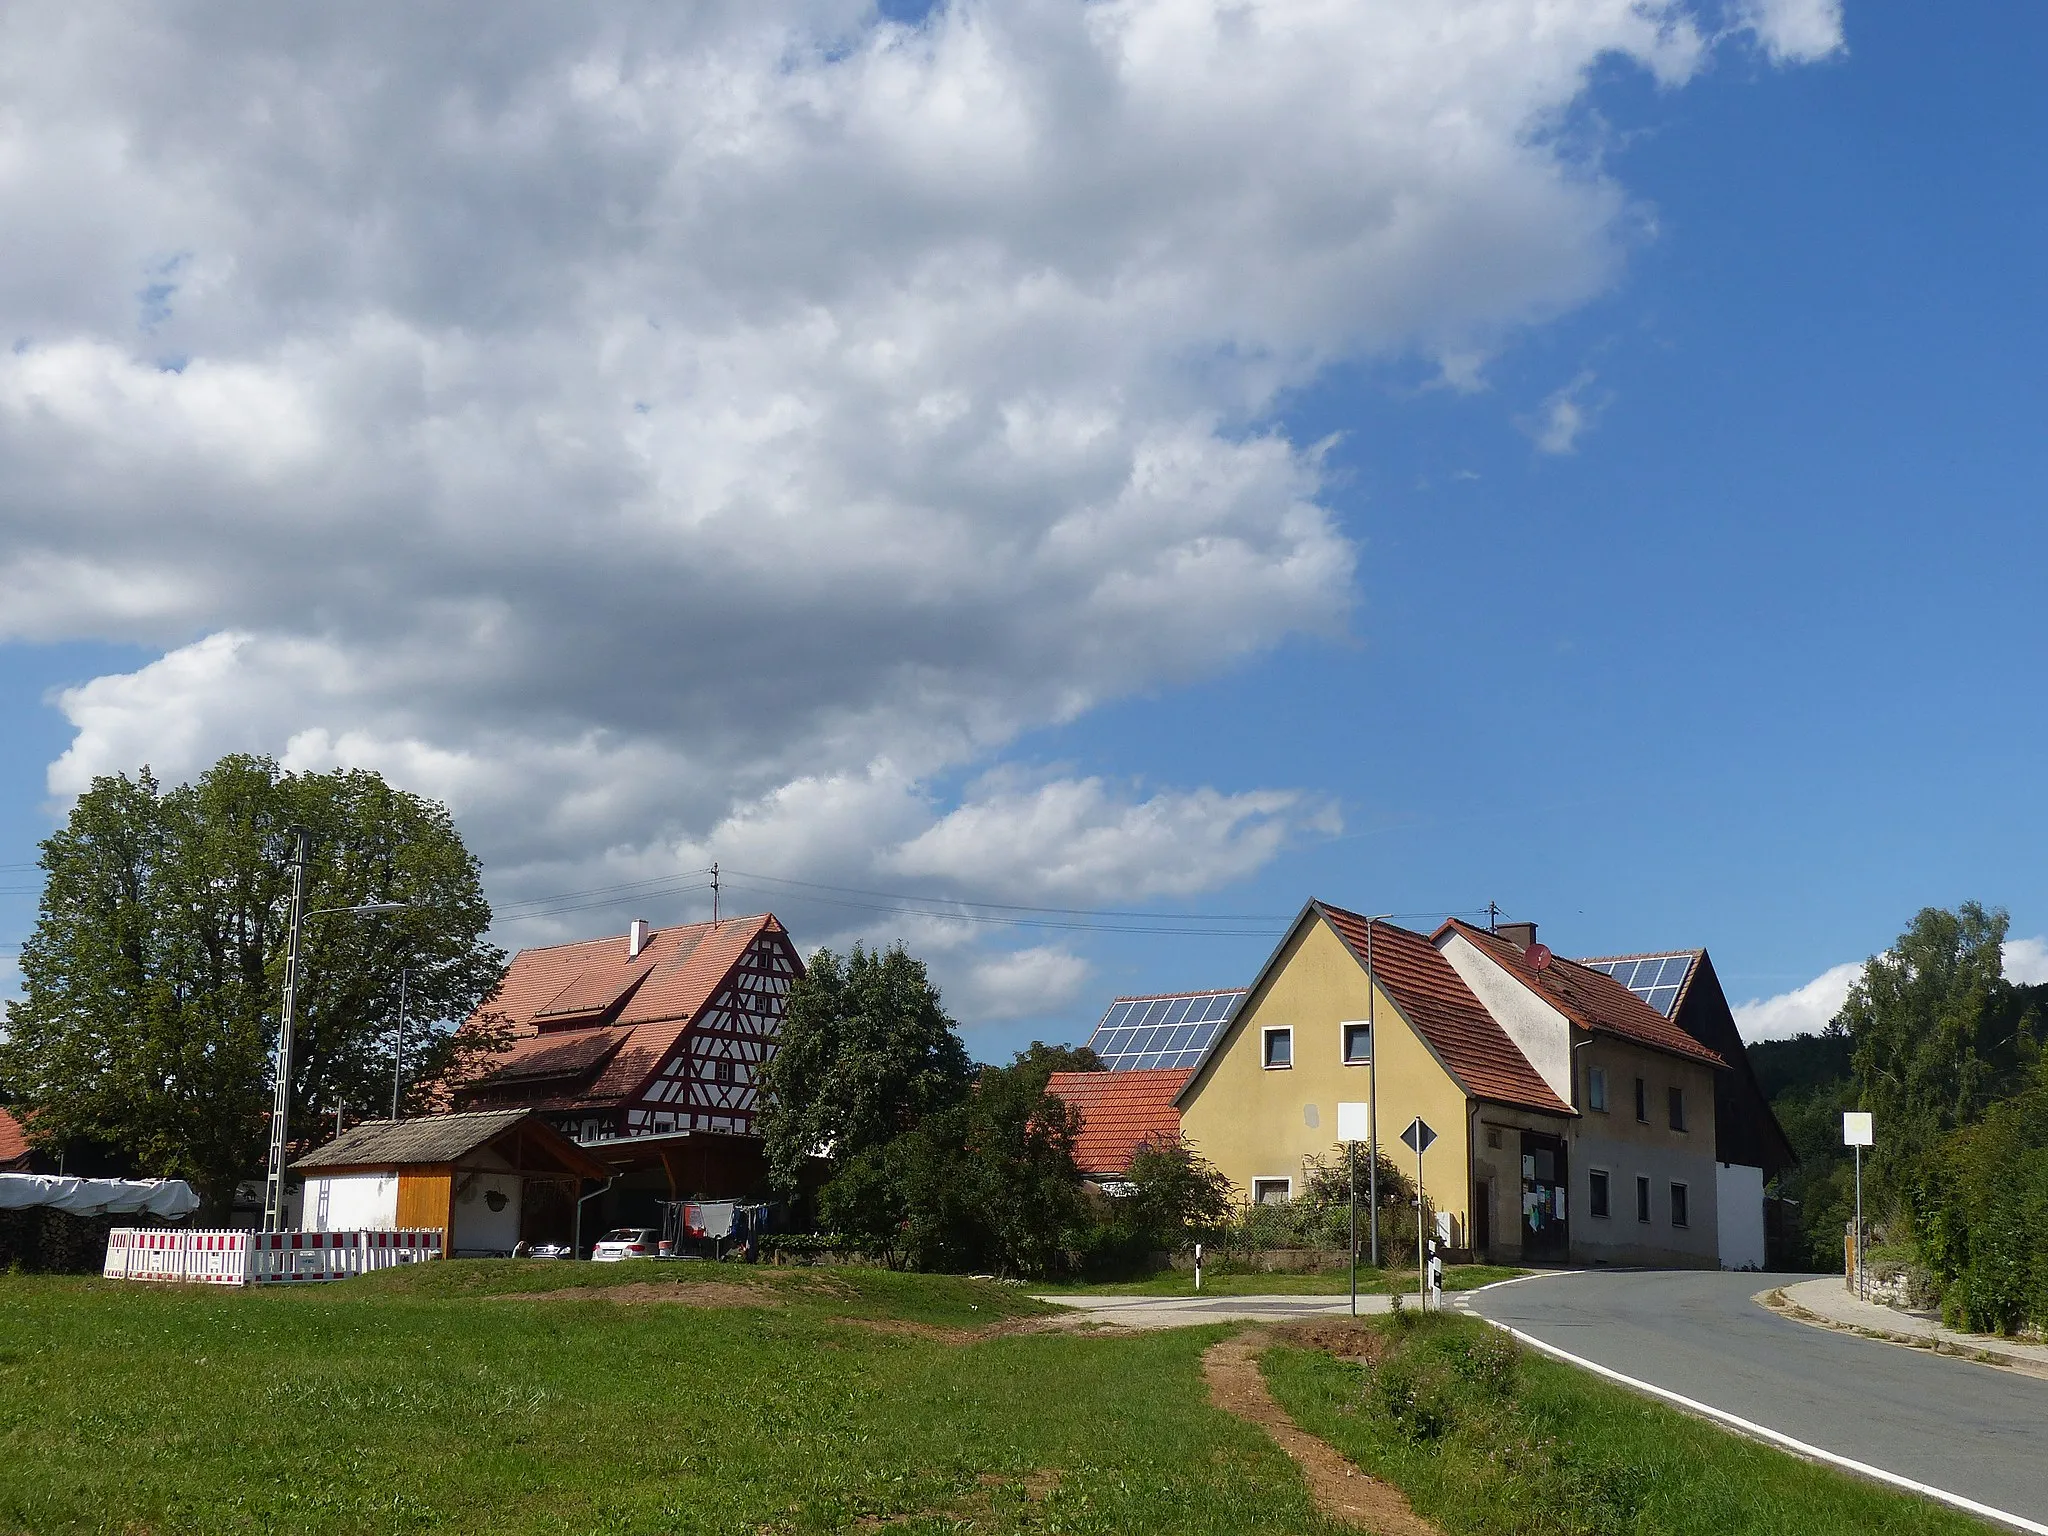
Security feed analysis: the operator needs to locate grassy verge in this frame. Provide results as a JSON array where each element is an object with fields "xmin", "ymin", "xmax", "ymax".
[
  {"xmin": 1262, "ymin": 1311, "xmax": 1985, "ymax": 1536},
  {"xmin": 1040, "ymin": 1264, "xmax": 1527, "ymax": 1297},
  {"xmin": 0, "ymin": 1266, "xmax": 1342, "ymax": 1536}
]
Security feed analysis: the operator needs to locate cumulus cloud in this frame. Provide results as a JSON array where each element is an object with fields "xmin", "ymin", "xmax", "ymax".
[
  {"xmin": 1731, "ymin": 961, "xmax": 1860, "ymax": 1042},
  {"xmin": 1734, "ymin": 0, "xmax": 1845, "ymax": 64},
  {"xmin": 1, "ymin": 2, "xmax": 1828, "ymax": 1020},
  {"xmin": 1524, "ymin": 370, "xmax": 1605, "ymax": 455},
  {"xmin": 2004, "ymin": 937, "xmax": 2048, "ymax": 987}
]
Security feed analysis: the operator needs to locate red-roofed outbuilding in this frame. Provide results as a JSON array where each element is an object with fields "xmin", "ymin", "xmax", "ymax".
[{"xmin": 1045, "ymin": 1069, "xmax": 1188, "ymax": 1179}]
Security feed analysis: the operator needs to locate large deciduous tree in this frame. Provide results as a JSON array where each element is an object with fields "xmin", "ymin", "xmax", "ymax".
[
  {"xmin": 757, "ymin": 943, "xmax": 974, "ymax": 1194},
  {"xmin": 0, "ymin": 756, "xmax": 506, "ymax": 1214}
]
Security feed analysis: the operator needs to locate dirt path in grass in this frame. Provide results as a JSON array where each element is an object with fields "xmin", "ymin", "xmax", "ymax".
[{"xmin": 1203, "ymin": 1329, "xmax": 1439, "ymax": 1535}]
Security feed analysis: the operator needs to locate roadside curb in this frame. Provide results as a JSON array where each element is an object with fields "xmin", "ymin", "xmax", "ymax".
[{"xmin": 1756, "ymin": 1286, "xmax": 2048, "ymax": 1385}]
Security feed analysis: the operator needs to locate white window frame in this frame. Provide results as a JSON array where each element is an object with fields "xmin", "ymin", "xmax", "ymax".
[
  {"xmin": 1589, "ymin": 1167, "xmax": 1611, "ymax": 1220},
  {"xmin": 1587, "ymin": 1065, "xmax": 1608, "ymax": 1113},
  {"xmin": 1261, "ymin": 1026, "xmax": 1294, "ymax": 1070},
  {"xmin": 1341, "ymin": 1020, "xmax": 1372, "ymax": 1064},
  {"xmin": 1670, "ymin": 1181, "xmax": 1690, "ymax": 1228},
  {"xmin": 1251, "ymin": 1177, "xmax": 1292, "ymax": 1205}
]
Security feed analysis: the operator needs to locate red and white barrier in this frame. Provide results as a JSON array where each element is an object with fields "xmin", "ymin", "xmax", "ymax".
[{"xmin": 104, "ymin": 1227, "xmax": 442, "ymax": 1285}]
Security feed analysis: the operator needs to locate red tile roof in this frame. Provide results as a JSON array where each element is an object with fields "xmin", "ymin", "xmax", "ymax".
[
  {"xmin": 1317, "ymin": 904, "xmax": 1575, "ymax": 1116},
  {"xmin": 1442, "ymin": 922, "xmax": 1725, "ymax": 1069},
  {"xmin": 1047, "ymin": 1069, "xmax": 1188, "ymax": 1177},
  {"xmin": 0, "ymin": 1107, "xmax": 28, "ymax": 1168},
  {"xmin": 458, "ymin": 914, "xmax": 783, "ymax": 1108}
]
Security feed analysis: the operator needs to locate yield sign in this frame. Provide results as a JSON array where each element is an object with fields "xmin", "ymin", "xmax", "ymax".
[{"xmin": 1400, "ymin": 1116, "xmax": 1436, "ymax": 1156}]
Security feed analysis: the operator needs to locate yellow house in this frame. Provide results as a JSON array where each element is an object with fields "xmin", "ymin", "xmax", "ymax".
[{"xmin": 1169, "ymin": 901, "xmax": 1731, "ymax": 1268}]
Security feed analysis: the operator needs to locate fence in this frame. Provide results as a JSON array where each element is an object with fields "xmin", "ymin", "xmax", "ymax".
[{"xmin": 104, "ymin": 1227, "xmax": 442, "ymax": 1286}]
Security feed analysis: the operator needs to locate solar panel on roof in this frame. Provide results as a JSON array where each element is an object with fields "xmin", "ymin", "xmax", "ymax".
[
  {"xmin": 1583, "ymin": 955, "xmax": 1691, "ymax": 1018},
  {"xmin": 1083, "ymin": 990, "xmax": 1247, "ymax": 1071}
]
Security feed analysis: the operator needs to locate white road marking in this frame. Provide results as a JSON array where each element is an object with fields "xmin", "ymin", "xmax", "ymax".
[{"xmin": 1465, "ymin": 1311, "xmax": 2048, "ymax": 1536}]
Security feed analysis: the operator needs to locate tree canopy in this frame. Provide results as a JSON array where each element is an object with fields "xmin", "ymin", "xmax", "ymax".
[
  {"xmin": 757, "ymin": 943, "xmax": 974, "ymax": 1194},
  {"xmin": 0, "ymin": 756, "xmax": 505, "ymax": 1213}
]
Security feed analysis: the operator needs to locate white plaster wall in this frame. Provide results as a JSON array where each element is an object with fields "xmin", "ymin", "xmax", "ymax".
[
  {"xmin": 451, "ymin": 1171, "xmax": 523, "ymax": 1254},
  {"xmin": 1438, "ymin": 934, "xmax": 1574, "ymax": 1105},
  {"xmin": 1716, "ymin": 1162, "xmax": 1766, "ymax": 1270},
  {"xmin": 307, "ymin": 1173, "xmax": 398, "ymax": 1232}
]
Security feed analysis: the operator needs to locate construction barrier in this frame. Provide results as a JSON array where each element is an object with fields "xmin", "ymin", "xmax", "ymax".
[{"xmin": 104, "ymin": 1227, "xmax": 442, "ymax": 1285}]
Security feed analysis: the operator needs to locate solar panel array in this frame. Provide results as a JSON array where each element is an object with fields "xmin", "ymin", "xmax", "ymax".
[
  {"xmin": 1086, "ymin": 990, "xmax": 1245, "ymax": 1072},
  {"xmin": 1582, "ymin": 954, "xmax": 1695, "ymax": 1018}
]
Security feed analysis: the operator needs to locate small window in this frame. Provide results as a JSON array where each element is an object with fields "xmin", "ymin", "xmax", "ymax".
[
  {"xmin": 1635, "ymin": 1175, "xmax": 1652, "ymax": 1223},
  {"xmin": 1342, "ymin": 1021, "xmax": 1372, "ymax": 1063},
  {"xmin": 1252, "ymin": 1178, "xmax": 1291, "ymax": 1206},
  {"xmin": 1486, "ymin": 1128, "xmax": 1502, "ymax": 1149},
  {"xmin": 1671, "ymin": 1182, "xmax": 1690, "ymax": 1228},
  {"xmin": 1668, "ymin": 1085, "xmax": 1686, "ymax": 1132},
  {"xmin": 1634, "ymin": 1076, "xmax": 1649, "ymax": 1123},
  {"xmin": 1589, "ymin": 1169, "xmax": 1611, "ymax": 1219},
  {"xmin": 1588, "ymin": 1066, "xmax": 1607, "ymax": 1113},
  {"xmin": 1262, "ymin": 1027, "xmax": 1293, "ymax": 1069},
  {"xmin": 716, "ymin": 1060, "xmax": 735, "ymax": 1085}
]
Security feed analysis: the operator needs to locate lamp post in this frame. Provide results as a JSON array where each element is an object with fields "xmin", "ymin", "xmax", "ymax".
[
  {"xmin": 259, "ymin": 827, "xmax": 410, "ymax": 1232},
  {"xmin": 1363, "ymin": 913, "xmax": 1393, "ymax": 1269}
]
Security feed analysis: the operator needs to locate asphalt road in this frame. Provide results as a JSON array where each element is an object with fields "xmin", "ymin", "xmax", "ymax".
[{"xmin": 1462, "ymin": 1269, "xmax": 2048, "ymax": 1530}]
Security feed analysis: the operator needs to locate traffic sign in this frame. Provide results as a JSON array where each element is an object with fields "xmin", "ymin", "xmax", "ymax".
[
  {"xmin": 1843, "ymin": 1111, "xmax": 1873, "ymax": 1147},
  {"xmin": 1337, "ymin": 1102, "xmax": 1371, "ymax": 1143},
  {"xmin": 1400, "ymin": 1116, "xmax": 1436, "ymax": 1155}
]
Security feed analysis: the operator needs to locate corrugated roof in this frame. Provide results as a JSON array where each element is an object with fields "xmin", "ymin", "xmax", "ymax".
[
  {"xmin": 1442, "ymin": 922, "xmax": 1725, "ymax": 1069},
  {"xmin": 1319, "ymin": 905, "xmax": 1575, "ymax": 1116},
  {"xmin": 457, "ymin": 914, "xmax": 782, "ymax": 1108},
  {"xmin": 290, "ymin": 1109, "xmax": 533, "ymax": 1169},
  {"xmin": 1047, "ymin": 1069, "xmax": 1188, "ymax": 1177}
]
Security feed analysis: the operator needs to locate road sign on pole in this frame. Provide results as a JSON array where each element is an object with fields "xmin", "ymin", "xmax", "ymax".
[
  {"xmin": 1401, "ymin": 1117, "xmax": 1436, "ymax": 1306},
  {"xmin": 1844, "ymin": 1112, "xmax": 1872, "ymax": 1300},
  {"xmin": 1339, "ymin": 1102, "xmax": 1369, "ymax": 1317}
]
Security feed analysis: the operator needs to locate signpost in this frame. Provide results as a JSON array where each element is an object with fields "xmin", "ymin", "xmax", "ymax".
[
  {"xmin": 1338, "ymin": 1102, "xmax": 1371, "ymax": 1316},
  {"xmin": 1401, "ymin": 1115, "xmax": 1437, "ymax": 1307},
  {"xmin": 1843, "ymin": 1111, "xmax": 1873, "ymax": 1300}
]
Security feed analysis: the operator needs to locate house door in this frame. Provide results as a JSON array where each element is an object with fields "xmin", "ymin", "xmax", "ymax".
[
  {"xmin": 1473, "ymin": 1180, "xmax": 1492, "ymax": 1258},
  {"xmin": 1519, "ymin": 1132, "xmax": 1569, "ymax": 1263}
]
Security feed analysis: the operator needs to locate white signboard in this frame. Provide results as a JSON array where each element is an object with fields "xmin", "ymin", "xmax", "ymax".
[
  {"xmin": 1337, "ymin": 1102, "xmax": 1371, "ymax": 1143},
  {"xmin": 1843, "ymin": 1111, "xmax": 1873, "ymax": 1147}
]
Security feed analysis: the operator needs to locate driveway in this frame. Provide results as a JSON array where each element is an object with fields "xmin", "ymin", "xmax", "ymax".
[
  {"xmin": 1036, "ymin": 1291, "xmax": 1399, "ymax": 1330},
  {"xmin": 1461, "ymin": 1269, "xmax": 2048, "ymax": 1532}
]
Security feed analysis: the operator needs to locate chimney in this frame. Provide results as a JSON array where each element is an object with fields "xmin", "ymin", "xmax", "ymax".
[
  {"xmin": 627, "ymin": 919, "xmax": 651, "ymax": 959},
  {"xmin": 1496, "ymin": 921, "xmax": 1538, "ymax": 952}
]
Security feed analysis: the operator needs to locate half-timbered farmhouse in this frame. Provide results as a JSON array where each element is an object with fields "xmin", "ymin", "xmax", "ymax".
[{"xmin": 449, "ymin": 914, "xmax": 802, "ymax": 1225}]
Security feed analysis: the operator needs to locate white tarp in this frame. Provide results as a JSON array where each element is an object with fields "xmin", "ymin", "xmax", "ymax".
[{"xmin": 0, "ymin": 1173, "xmax": 201, "ymax": 1217}]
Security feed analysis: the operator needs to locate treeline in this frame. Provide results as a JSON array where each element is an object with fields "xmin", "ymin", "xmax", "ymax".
[
  {"xmin": 756, "ymin": 944, "xmax": 1424, "ymax": 1280},
  {"xmin": 1750, "ymin": 902, "xmax": 2048, "ymax": 1334}
]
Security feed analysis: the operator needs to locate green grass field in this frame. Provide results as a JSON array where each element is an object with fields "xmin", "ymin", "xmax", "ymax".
[
  {"xmin": 0, "ymin": 1261, "xmax": 1334, "ymax": 1536},
  {"xmin": 0, "ymin": 1263, "xmax": 1992, "ymax": 1536},
  {"xmin": 1039, "ymin": 1263, "xmax": 1526, "ymax": 1297},
  {"xmin": 1263, "ymin": 1312, "xmax": 1985, "ymax": 1536}
]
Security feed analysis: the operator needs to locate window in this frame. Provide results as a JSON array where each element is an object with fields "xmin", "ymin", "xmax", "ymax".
[
  {"xmin": 1671, "ymin": 1182, "xmax": 1690, "ymax": 1228},
  {"xmin": 1589, "ymin": 1169, "xmax": 1611, "ymax": 1219},
  {"xmin": 1635, "ymin": 1175, "xmax": 1652, "ymax": 1223},
  {"xmin": 1486, "ymin": 1128, "xmax": 1502, "ymax": 1149},
  {"xmin": 715, "ymin": 1059, "xmax": 735, "ymax": 1085},
  {"xmin": 1668, "ymin": 1085, "xmax": 1686, "ymax": 1132},
  {"xmin": 1262, "ymin": 1027, "xmax": 1293, "ymax": 1069},
  {"xmin": 1634, "ymin": 1076, "xmax": 1649, "ymax": 1123},
  {"xmin": 1342, "ymin": 1021, "xmax": 1372, "ymax": 1063},
  {"xmin": 1252, "ymin": 1178, "xmax": 1291, "ymax": 1205},
  {"xmin": 1588, "ymin": 1066, "xmax": 1608, "ymax": 1113}
]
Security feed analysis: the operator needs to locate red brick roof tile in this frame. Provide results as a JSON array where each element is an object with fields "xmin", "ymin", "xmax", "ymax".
[
  {"xmin": 1047, "ymin": 1069, "xmax": 1188, "ymax": 1177},
  {"xmin": 1440, "ymin": 921, "xmax": 1725, "ymax": 1069},
  {"xmin": 0, "ymin": 1107, "xmax": 28, "ymax": 1168},
  {"xmin": 1318, "ymin": 904, "xmax": 1574, "ymax": 1116}
]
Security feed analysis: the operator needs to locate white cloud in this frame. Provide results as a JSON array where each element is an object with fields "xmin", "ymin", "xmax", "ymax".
[
  {"xmin": 2004, "ymin": 937, "xmax": 2048, "ymax": 987},
  {"xmin": 949, "ymin": 945, "xmax": 1094, "ymax": 1028},
  {"xmin": 0, "ymin": 3, "xmax": 1831, "ymax": 1022},
  {"xmin": 1731, "ymin": 961, "xmax": 1860, "ymax": 1042},
  {"xmin": 1733, "ymin": 0, "xmax": 1844, "ymax": 64},
  {"xmin": 1524, "ymin": 370, "xmax": 1604, "ymax": 455}
]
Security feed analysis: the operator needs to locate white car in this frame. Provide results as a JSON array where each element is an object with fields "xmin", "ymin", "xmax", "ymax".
[{"xmin": 590, "ymin": 1227, "xmax": 658, "ymax": 1262}]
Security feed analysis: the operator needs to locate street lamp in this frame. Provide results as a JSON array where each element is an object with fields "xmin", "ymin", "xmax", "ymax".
[
  {"xmin": 259, "ymin": 828, "xmax": 411, "ymax": 1232},
  {"xmin": 1362, "ymin": 913, "xmax": 1393, "ymax": 1269}
]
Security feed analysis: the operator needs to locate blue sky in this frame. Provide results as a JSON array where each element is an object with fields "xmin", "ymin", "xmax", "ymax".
[{"xmin": 1, "ymin": 2, "xmax": 2040, "ymax": 1055}]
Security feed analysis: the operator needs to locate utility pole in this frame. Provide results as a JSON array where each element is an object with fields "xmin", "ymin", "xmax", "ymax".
[
  {"xmin": 1365, "ymin": 915, "xmax": 1388, "ymax": 1268},
  {"xmin": 391, "ymin": 967, "xmax": 408, "ymax": 1121},
  {"xmin": 262, "ymin": 829, "xmax": 312, "ymax": 1233},
  {"xmin": 711, "ymin": 862, "xmax": 720, "ymax": 924}
]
